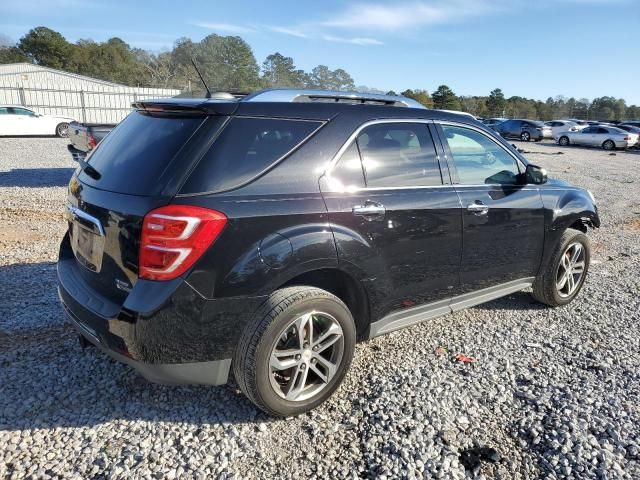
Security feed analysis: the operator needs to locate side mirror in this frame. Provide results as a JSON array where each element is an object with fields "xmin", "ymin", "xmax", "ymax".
[{"xmin": 525, "ymin": 164, "xmax": 547, "ymax": 185}]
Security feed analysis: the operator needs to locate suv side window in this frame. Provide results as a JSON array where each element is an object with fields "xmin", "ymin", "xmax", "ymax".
[
  {"xmin": 356, "ymin": 122, "xmax": 442, "ymax": 188},
  {"xmin": 441, "ymin": 124, "xmax": 521, "ymax": 185},
  {"xmin": 181, "ymin": 117, "xmax": 323, "ymax": 194}
]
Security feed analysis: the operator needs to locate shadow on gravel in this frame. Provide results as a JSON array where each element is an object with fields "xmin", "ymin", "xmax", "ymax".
[
  {"xmin": 0, "ymin": 262, "xmax": 261, "ymax": 431},
  {"xmin": 0, "ymin": 168, "xmax": 75, "ymax": 188},
  {"xmin": 471, "ymin": 291, "xmax": 548, "ymax": 312}
]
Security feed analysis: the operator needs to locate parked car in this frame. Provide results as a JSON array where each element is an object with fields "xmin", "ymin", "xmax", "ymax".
[
  {"xmin": 494, "ymin": 119, "xmax": 551, "ymax": 141},
  {"xmin": 556, "ymin": 125, "xmax": 638, "ymax": 150},
  {"xmin": 622, "ymin": 121, "xmax": 640, "ymax": 128},
  {"xmin": 616, "ymin": 124, "xmax": 640, "ymax": 147},
  {"xmin": 565, "ymin": 119, "xmax": 589, "ymax": 130},
  {"xmin": 57, "ymin": 89, "xmax": 599, "ymax": 416},
  {"xmin": 0, "ymin": 105, "xmax": 75, "ymax": 137},
  {"xmin": 67, "ymin": 121, "xmax": 116, "ymax": 162},
  {"xmin": 544, "ymin": 120, "xmax": 579, "ymax": 138},
  {"xmin": 482, "ymin": 117, "xmax": 507, "ymax": 128}
]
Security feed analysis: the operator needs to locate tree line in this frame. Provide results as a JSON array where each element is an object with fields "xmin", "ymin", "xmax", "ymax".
[{"xmin": 1, "ymin": 27, "xmax": 638, "ymax": 120}]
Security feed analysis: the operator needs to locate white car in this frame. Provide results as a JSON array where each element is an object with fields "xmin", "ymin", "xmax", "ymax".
[
  {"xmin": 544, "ymin": 120, "xmax": 581, "ymax": 138},
  {"xmin": 555, "ymin": 125, "xmax": 638, "ymax": 150},
  {"xmin": 0, "ymin": 105, "xmax": 75, "ymax": 137}
]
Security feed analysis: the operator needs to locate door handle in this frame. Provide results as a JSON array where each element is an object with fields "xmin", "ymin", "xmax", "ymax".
[
  {"xmin": 353, "ymin": 203, "xmax": 386, "ymax": 217},
  {"xmin": 467, "ymin": 203, "xmax": 489, "ymax": 215}
]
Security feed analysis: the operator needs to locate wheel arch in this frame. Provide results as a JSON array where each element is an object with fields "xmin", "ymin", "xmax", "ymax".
[{"xmin": 279, "ymin": 267, "xmax": 371, "ymax": 340}]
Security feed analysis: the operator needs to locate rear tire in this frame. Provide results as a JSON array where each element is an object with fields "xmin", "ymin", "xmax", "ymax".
[
  {"xmin": 233, "ymin": 286, "xmax": 356, "ymax": 417},
  {"xmin": 602, "ymin": 140, "xmax": 615, "ymax": 151},
  {"xmin": 56, "ymin": 122, "xmax": 69, "ymax": 138},
  {"xmin": 532, "ymin": 229, "xmax": 590, "ymax": 307},
  {"xmin": 521, "ymin": 131, "xmax": 531, "ymax": 142},
  {"xmin": 559, "ymin": 136, "xmax": 570, "ymax": 146}
]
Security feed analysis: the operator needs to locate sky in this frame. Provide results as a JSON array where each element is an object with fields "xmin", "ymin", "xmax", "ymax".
[{"xmin": 1, "ymin": 0, "xmax": 639, "ymax": 103}]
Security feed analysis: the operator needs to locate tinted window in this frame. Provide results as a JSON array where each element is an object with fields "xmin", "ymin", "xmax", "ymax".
[
  {"xmin": 442, "ymin": 125, "xmax": 521, "ymax": 185},
  {"xmin": 582, "ymin": 127, "xmax": 595, "ymax": 133},
  {"xmin": 597, "ymin": 127, "xmax": 609, "ymax": 134},
  {"xmin": 356, "ymin": 123, "xmax": 442, "ymax": 188},
  {"xmin": 181, "ymin": 117, "xmax": 322, "ymax": 194},
  {"xmin": 0, "ymin": 107, "xmax": 7, "ymax": 115},
  {"xmin": 8, "ymin": 107, "xmax": 34, "ymax": 116},
  {"xmin": 328, "ymin": 142, "xmax": 366, "ymax": 190},
  {"xmin": 80, "ymin": 111, "xmax": 205, "ymax": 195}
]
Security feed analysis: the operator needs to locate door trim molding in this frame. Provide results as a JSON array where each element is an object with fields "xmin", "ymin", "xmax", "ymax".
[{"xmin": 369, "ymin": 277, "xmax": 535, "ymax": 338}]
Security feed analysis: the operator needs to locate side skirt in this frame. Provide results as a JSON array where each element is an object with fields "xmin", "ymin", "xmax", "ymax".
[{"xmin": 369, "ymin": 277, "xmax": 535, "ymax": 338}]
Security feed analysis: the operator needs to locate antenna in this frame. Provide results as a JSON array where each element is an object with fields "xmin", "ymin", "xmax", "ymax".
[{"xmin": 190, "ymin": 57, "xmax": 212, "ymax": 99}]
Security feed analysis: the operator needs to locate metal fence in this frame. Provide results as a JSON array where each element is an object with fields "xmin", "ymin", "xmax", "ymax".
[{"xmin": 0, "ymin": 81, "xmax": 181, "ymax": 124}]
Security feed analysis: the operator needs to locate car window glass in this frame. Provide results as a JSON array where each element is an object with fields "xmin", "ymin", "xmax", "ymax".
[
  {"xmin": 598, "ymin": 128, "xmax": 609, "ymax": 134},
  {"xmin": 0, "ymin": 107, "xmax": 8, "ymax": 115},
  {"xmin": 181, "ymin": 117, "xmax": 322, "ymax": 194},
  {"xmin": 582, "ymin": 127, "xmax": 594, "ymax": 133},
  {"xmin": 356, "ymin": 123, "xmax": 442, "ymax": 188},
  {"xmin": 10, "ymin": 108, "xmax": 34, "ymax": 116},
  {"xmin": 329, "ymin": 142, "xmax": 365, "ymax": 190},
  {"xmin": 442, "ymin": 125, "xmax": 520, "ymax": 185}
]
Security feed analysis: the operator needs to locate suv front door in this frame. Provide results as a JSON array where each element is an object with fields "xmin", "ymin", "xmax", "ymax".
[
  {"xmin": 320, "ymin": 120, "xmax": 462, "ymax": 325},
  {"xmin": 435, "ymin": 122, "xmax": 545, "ymax": 293}
]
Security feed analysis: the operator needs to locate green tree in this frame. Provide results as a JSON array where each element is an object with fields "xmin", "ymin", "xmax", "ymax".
[
  {"xmin": 401, "ymin": 89, "xmax": 433, "ymax": 108},
  {"xmin": 18, "ymin": 27, "xmax": 73, "ymax": 69},
  {"xmin": 193, "ymin": 34, "xmax": 260, "ymax": 91},
  {"xmin": 0, "ymin": 46, "xmax": 29, "ymax": 63},
  {"xmin": 486, "ymin": 88, "xmax": 506, "ymax": 117},
  {"xmin": 261, "ymin": 52, "xmax": 307, "ymax": 88},
  {"xmin": 432, "ymin": 85, "xmax": 460, "ymax": 110},
  {"xmin": 307, "ymin": 65, "xmax": 355, "ymax": 91}
]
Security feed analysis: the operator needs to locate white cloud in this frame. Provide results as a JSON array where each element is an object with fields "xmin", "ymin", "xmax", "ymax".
[
  {"xmin": 323, "ymin": 0, "xmax": 498, "ymax": 31},
  {"xmin": 191, "ymin": 22, "xmax": 255, "ymax": 34},
  {"xmin": 322, "ymin": 35, "xmax": 384, "ymax": 46},
  {"xmin": 267, "ymin": 26, "xmax": 309, "ymax": 38}
]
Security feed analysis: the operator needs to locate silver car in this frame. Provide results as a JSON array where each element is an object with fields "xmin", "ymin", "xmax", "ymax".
[{"xmin": 555, "ymin": 125, "xmax": 638, "ymax": 150}]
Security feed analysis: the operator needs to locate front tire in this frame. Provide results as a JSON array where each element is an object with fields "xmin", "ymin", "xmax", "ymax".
[
  {"xmin": 602, "ymin": 140, "xmax": 615, "ymax": 151},
  {"xmin": 521, "ymin": 131, "xmax": 531, "ymax": 142},
  {"xmin": 532, "ymin": 229, "xmax": 590, "ymax": 307},
  {"xmin": 559, "ymin": 136, "xmax": 570, "ymax": 146},
  {"xmin": 56, "ymin": 122, "xmax": 69, "ymax": 138},
  {"xmin": 233, "ymin": 286, "xmax": 356, "ymax": 417}
]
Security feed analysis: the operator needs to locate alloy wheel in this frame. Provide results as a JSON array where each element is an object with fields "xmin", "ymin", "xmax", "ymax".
[
  {"xmin": 556, "ymin": 242, "xmax": 586, "ymax": 298},
  {"xmin": 269, "ymin": 311, "xmax": 344, "ymax": 402}
]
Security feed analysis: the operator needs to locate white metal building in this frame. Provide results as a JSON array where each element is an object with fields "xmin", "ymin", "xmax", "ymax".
[{"xmin": 0, "ymin": 63, "xmax": 180, "ymax": 124}]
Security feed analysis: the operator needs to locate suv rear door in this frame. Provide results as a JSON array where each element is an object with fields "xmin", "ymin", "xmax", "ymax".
[
  {"xmin": 320, "ymin": 120, "xmax": 462, "ymax": 327},
  {"xmin": 434, "ymin": 122, "xmax": 545, "ymax": 293}
]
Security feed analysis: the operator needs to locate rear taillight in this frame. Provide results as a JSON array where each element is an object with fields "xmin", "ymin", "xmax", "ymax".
[
  {"xmin": 139, "ymin": 205, "xmax": 227, "ymax": 281},
  {"xmin": 87, "ymin": 133, "xmax": 97, "ymax": 150},
  {"xmin": 624, "ymin": 136, "xmax": 631, "ymax": 141}
]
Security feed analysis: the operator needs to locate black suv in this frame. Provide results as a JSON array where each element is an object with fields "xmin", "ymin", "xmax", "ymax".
[{"xmin": 58, "ymin": 89, "xmax": 599, "ymax": 416}]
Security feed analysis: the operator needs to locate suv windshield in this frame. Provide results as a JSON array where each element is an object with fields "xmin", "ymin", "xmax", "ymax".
[{"xmin": 79, "ymin": 111, "xmax": 205, "ymax": 195}]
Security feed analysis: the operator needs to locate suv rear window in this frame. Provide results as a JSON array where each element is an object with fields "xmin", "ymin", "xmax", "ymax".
[
  {"xmin": 80, "ymin": 111, "xmax": 205, "ymax": 195},
  {"xmin": 180, "ymin": 117, "xmax": 322, "ymax": 194}
]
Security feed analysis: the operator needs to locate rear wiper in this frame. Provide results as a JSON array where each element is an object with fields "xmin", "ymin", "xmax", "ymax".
[{"xmin": 77, "ymin": 156, "xmax": 101, "ymax": 180}]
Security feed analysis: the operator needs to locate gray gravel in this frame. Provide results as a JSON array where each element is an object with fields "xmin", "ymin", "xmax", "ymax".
[{"xmin": 1, "ymin": 137, "xmax": 639, "ymax": 479}]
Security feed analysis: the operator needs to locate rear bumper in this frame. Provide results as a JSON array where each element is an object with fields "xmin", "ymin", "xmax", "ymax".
[
  {"xmin": 67, "ymin": 144, "xmax": 87, "ymax": 162},
  {"xmin": 62, "ymin": 299, "xmax": 231, "ymax": 385},
  {"xmin": 57, "ymin": 245, "xmax": 267, "ymax": 385}
]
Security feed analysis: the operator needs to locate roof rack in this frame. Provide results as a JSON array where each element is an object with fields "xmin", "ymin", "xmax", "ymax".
[{"xmin": 241, "ymin": 89, "xmax": 426, "ymax": 109}]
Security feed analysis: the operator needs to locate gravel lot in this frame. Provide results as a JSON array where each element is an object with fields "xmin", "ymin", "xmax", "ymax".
[{"xmin": 0, "ymin": 137, "xmax": 639, "ymax": 479}]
